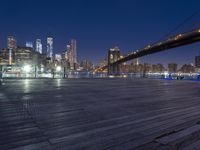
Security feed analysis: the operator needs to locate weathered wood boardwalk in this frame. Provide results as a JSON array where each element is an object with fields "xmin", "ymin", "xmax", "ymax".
[{"xmin": 1, "ymin": 78, "xmax": 200, "ymax": 150}]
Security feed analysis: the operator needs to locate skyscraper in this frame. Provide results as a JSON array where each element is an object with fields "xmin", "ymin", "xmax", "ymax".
[
  {"xmin": 132, "ymin": 58, "xmax": 139, "ymax": 66},
  {"xmin": 71, "ymin": 39, "xmax": 77, "ymax": 64},
  {"xmin": 26, "ymin": 42, "xmax": 33, "ymax": 48},
  {"xmin": 55, "ymin": 54, "xmax": 62, "ymax": 62},
  {"xmin": 36, "ymin": 39, "xmax": 42, "ymax": 54},
  {"xmin": 66, "ymin": 44, "xmax": 71, "ymax": 61},
  {"xmin": 64, "ymin": 40, "xmax": 77, "ymax": 70},
  {"xmin": 47, "ymin": 37, "xmax": 53, "ymax": 58},
  {"xmin": 7, "ymin": 36, "xmax": 17, "ymax": 65},
  {"xmin": 168, "ymin": 63, "xmax": 178, "ymax": 73},
  {"xmin": 195, "ymin": 56, "xmax": 200, "ymax": 68},
  {"xmin": 7, "ymin": 36, "xmax": 17, "ymax": 49}
]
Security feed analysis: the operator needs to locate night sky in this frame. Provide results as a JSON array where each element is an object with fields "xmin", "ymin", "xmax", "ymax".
[{"xmin": 0, "ymin": 0, "xmax": 200, "ymax": 66}]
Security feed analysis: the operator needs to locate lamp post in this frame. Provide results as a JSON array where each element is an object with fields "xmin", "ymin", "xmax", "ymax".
[
  {"xmin": 34, "ymin": 65, "xmax": 37, "ymax": 78},
  {"xmin": 52, "ymin": 68, "xmax": 55, "ymax": 79},
  {"xmin": 0, "ymin": 65, "xmax": 3, "ymax": 83},
  {"xmin": 63, "ymin": 66, "xmax": 66, "ymax": 78}
]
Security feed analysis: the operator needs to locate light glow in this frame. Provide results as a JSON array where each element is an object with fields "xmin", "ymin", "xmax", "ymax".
[
  {"xmin": 23, "ymin": 65, "xmax": 31, "ymax": 73},
  {"xmin": 56, "ymin": 66, "xmax": 62, "ymax": 72}
]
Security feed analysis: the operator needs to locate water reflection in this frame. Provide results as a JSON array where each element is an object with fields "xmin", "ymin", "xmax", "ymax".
[
  {"xmin": 56, "ymin": 79, "xmax": 61, "ymax": 87},
  {"xmin": 24, "ymin": 79, "xmax": 30, "ymax": 93}
]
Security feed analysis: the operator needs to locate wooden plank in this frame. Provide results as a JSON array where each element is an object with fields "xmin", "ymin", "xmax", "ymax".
[
  {"xmin": 153, "ymin": 125, "xmax": 200, "ymax": 149},
  {"xmin": 182, "ymin": 140, "xmax": 200, "ymax": 150},
  {"xmin": 1, "ymin": 79, "xmax": 200, "ymax": 150}
]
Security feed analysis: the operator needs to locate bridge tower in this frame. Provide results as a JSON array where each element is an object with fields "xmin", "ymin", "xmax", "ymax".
[{"xmin": 108, "ymin": 47, "xmax": 121, "ymax": 76}]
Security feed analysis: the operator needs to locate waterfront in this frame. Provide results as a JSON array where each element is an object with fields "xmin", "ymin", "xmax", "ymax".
[
  {"xmin": 1, "ymin": 70, "xmax": 200, "ymax": 81},
  {"xmin": 1, "ymin": 78, "xmax": 200, "ymax": 149}
]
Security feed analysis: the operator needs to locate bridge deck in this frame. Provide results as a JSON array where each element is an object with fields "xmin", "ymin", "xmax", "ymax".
[{"xmin": 1, "ymin": 79, "xmax": 200, "ymax": 150}]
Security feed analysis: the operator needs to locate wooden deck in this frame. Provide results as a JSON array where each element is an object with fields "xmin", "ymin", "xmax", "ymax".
[{"xmin": 1, "ymin": 78, "xmax": 200, "ymax": 150}]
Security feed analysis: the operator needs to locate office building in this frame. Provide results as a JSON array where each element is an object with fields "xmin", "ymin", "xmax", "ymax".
[
  {"xmin": 71, "ymin": 39, "xmax": 77, "ymax": 64},
  {"xmin": 66, "ymin": 44, "xmax": 71, "ymax": 61},
  {"xmin": 55, "ymin": 54, "xmax": 62, "ymax": 62},
  {"xmin": 195, "ymin": 56, "xmax": 200, "ymax": 68},
  {"xmin": 180, "ymin": 64, "xmax": 195, "ymax": 73},
  {"xmin": 80, "ymin": 60, "xmax": 93, "ymax": 71},
  {"xmin": 63, "ymin": 40, "xmax": 77, "ymax": 70},
  {"xmin": 132, "ymin": 58, "xmax": 139, "ymax": 66},
  {"xmin": 168, "ymin": 63, "xmax": 178, "ymax": 73},
  {"xmin": 7, "ymin": 36, "xmax": 17, "ymax": 49},
  {"xmin": 26, "ymin": 42, "xmax": 33, "ymax": 48},
  {"xmin": 47, "ymin": 37, "xmax": 53, "ymax": 58},
  {"xmin": 36, "ymin": 39, "xmax": 42, "ymax": 54}
]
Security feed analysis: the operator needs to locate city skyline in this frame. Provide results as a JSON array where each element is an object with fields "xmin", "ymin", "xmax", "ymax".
[
  {"xmin": 1, "ymin": 1, "xmax": 200, "ymax": 150},
  {"xmin": 1, "ymin": 0, "xmax": 200, "ymax": 65},
  {"xmin": 0, "ymin": 34, "xmax": 199, "ymax": 67}
]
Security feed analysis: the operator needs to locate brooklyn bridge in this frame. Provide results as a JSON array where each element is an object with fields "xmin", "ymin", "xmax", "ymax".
[{"xmin": 97, "ymin": 29, "xmax": 200, "ymax": 75}]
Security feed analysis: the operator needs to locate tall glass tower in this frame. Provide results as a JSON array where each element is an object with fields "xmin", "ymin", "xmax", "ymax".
[
  {"xmin": 7, "ymin": 36, "xmax": 17, "ymax": 65},
  {"xmin": 36, "ymin": 39, "xmax": 42, "ymax": 54},
  {"xmin": 47, "ymin": 37, "xmax": 53, "ymax": 58},
  {"xmin": 71, "ymin": 39, "xmax": 77, "ymax": 63},
  {"xmin": 26, "ymin": 42, "xmax": 33, "ymax": 48},
  {"xmin": 7, "ymin": 36, "xmax": 17, "ymax": 49}
]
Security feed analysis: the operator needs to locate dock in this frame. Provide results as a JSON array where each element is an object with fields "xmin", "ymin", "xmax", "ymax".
[{"xmin": 1, "ymin": 78, "xmax": 200, "ymax": 150}]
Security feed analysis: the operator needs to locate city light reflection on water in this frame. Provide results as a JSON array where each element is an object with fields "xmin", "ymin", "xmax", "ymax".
[
  {"xmin": 24, "ymin": 79, "xmax": 30, "ymax": 93},
  {"xmin": 56, "ymin": 79, "xmax": 61, "ymax": 87}
]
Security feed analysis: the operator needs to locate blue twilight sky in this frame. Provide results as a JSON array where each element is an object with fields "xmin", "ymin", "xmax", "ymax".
[{"xmin": 0, "ymin": 0, "xmax": 200, "ymax": 66}]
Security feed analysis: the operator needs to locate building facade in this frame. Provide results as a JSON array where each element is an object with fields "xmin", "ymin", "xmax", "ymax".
[
  {"xmin": 80, "ymin": 60, "xmax": 93, "ymax": 71},
  {"xmin": 179, "ymin": 64, "xmax": 195, "ymax": 73},
  {"xmin": 71, "ymin": 39, "xmax": 77, "ymax": 64},
  {"xmin": 7, "ymin": 36, "xmax": 17, "ymax": 49},
  {"xmin": 0, "ymin": 46, "xmax": 46, "ymax": 67},
  {"xmin": 47, "ymin": 37, "xmax": 53, "ymax": 58},
  {"xmin": 168, "ymin": 63, "xmax": 178, "ymax": 73},
  {"xmin": 195, "ymin": 56, "xmax": 200, "ymax": 68},
  {"xmin": 26, "ymin": 42, "xmax": 33, "ymax": 48},
  {"xmin": 132, "ymin": 58, "xmax": 139, "ymax": 66},
  {"xmin": 62, "ymin": 40, "xmax": 77, "ymax": 70},
  {"xmin": 36, "ymin": 39, "xmax": 42, "ymax": 54}
]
